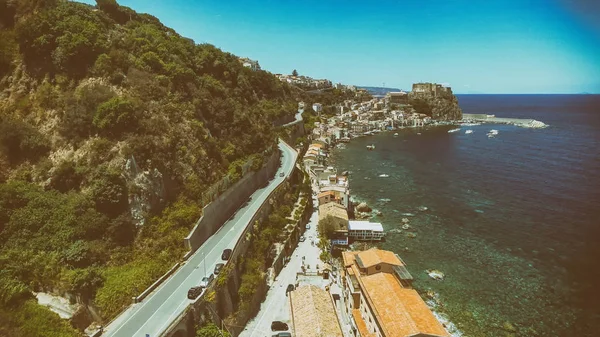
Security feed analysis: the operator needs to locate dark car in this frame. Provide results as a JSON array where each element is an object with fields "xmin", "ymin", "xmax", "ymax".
[
  {"xmin": 279, "ymin": 172, "xmax": 284, "ymax": 177},
  {"xmin": 271, "ymin": 321, "xmax": 289, "ymax": 332},
  {"xmin": 285, "ymin": 284, "xmax": 295, "ymax": 296},
  {"xmin": 187, "ymin": 286, "xmax": 203, "ymax": 300},
  {"xmin": 221, "ymin": 248, "xmax": 232, "ymax": 260},
  {"xmin": 271, "ymin": 333, "xmax": 291, "ymax": 337},
  {"xmin": 214, "ymin": 263, "xmax": 225, "ymax": 275}
]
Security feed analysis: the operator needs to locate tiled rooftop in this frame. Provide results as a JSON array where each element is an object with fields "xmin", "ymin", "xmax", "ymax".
[
  {"xmin": 360, "ymin": 272, "xmax": 449, "ymax": 337},
  {"xmin": 355, "ymin": 248, "xmax": 403, "ymax": 268},
  {"xmin": 352, "ymin": 309, "xmax": 375, "ymax": 337},
  {"xmin": 289, "ymin": 285, "xmax": 344, "ymax": 337}
]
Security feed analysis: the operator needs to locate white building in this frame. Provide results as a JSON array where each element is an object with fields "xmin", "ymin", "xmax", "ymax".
[
  {"xmin": 348, "ymin": 221, "xmax": 385, "ymax": 241},
  {"xmin": 313, "ymin": 103, "xmax": 323, "ymax": 114}
]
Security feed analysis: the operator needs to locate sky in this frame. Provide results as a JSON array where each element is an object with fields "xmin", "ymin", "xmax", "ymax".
[{"xmin": 81, "ymin": 0, "xmax": 600, "ymax": 94}]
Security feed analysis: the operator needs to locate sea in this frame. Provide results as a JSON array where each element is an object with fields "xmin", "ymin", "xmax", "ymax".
[{"xmin": 330, "ymin": 95, "xmax": 600, "ymax": 337}]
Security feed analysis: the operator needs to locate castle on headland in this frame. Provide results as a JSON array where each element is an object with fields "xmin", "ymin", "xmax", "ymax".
[{"xmin": 411, "ymin": 82, "xmax": 453, "ymax": 97}]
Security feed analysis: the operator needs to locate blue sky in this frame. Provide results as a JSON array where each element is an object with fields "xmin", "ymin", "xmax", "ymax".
[{"xmin": 82, "ymin": 0, "xmax": 600, "ymax": 93}]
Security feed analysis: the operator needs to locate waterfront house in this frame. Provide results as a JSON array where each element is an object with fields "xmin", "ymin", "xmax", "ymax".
[
  {"xmin": 348, "ymin": 220, "xmax": 385, "ymax": 241},
  {"xmin": 341, "ymin": 249, "xmax": 449, "ymax": 337},
  {"xmin": 318, "ymin": 202, "xmax": 349, "ymax": 245}
]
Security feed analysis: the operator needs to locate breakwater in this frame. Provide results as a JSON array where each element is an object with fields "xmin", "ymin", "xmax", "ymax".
[{"xmin": 462, "ymin": 113, "xmax": 547, "ymax": 128}]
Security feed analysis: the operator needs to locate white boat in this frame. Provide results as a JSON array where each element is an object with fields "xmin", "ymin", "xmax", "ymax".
[
  {"xmin": 465, "ymin": 130, "xmax": 473, "ymax": 134},
  {"xmin": 448, "ymin": 128, "xmax": 461, "ymax": 133},
  {"xmin": 379, "ymin": 174, "xmax": 389, "ymax": 178},
  {"xmin": 394, "ymin": 133, "xmax": 399, "ymax": 136},
  {"xmin": 487, "ymin": 129, "xmax": 499, "ymax": 138},
  {"xmin": 366, "ymin": 144, "xmax": 375, "ymax": 150}
]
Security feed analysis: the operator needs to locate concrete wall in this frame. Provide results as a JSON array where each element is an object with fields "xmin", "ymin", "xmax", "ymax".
[
  {"xmin": 184, "ymin": 150, "xmax": 280, "ymax": 252},
  {"xmin": 163, "ymin": 165, "xmax": 305, "ymax": 337}
]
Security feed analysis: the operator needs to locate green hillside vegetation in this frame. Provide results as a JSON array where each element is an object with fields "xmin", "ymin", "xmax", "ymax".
[{"xmin": 0, "ymin": 0, "xmax": 299, "ymax": 335}]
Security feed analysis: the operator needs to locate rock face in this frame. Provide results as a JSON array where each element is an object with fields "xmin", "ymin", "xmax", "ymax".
[
  {"xmin": 408, "ymin": 83, "xmax": 463, "ymax": 121},
  {"xmin": 124, "ymin": 155, "xmax": 165, "ymax": 226}
]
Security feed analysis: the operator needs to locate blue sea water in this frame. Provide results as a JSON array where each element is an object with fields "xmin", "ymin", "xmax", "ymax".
[{"xmin": 330, "ymin": 95, "xmax": 600, "ymax": 336}]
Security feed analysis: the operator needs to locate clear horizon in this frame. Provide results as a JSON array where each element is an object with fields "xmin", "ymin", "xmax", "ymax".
[{"xmin": 80, "ymin": 0, "xmax": 600, "ymax": 94}]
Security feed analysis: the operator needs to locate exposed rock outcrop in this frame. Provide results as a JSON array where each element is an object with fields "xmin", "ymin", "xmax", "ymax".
[
  {"xmin": 356, "ymin": 202, "xmax": 372, "ymax": 213},
  {"xmin": 124, "ymin": 155, "xmax": 165, "ymax": 226},
  {"xmin": 408, "ymin": 83, "xmax": 463, "ymax": 120}
]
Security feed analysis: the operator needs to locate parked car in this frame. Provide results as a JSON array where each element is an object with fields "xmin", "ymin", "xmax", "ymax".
[
  {"xmin": 286, "ymin": 284, "xmax": 295, "ymax": 295},
  {"xmin": 279, "ymin": 172, "xmax": 284, "ymax": 177},
  {"xmin": 199, "ymin": 273, "xmax": 214, "ymax": 288},
  {"xmin": 221, "ymin": 248, "xmax": 232, "ymax": 260},
  {"xmin": 271, "ymin": 333, "xmax": 291, "ymax": 337},
  {"xmin": 187, "ymin": 286, "xmax": 203, "ymax": 300},
  {"xmin": 271, "ymin": 321, "xmax": 289, "ymax": 331},
  {"xmin": 306, "ymin": 224, "xmax": 310, "ymax": 229},
  {"xmin": 299, "ymin": 236, "xmax": 305, "ymax": 242},
  {"xmin": 214, "ymin": 263, "xmax": 225, "ymax": 275}
]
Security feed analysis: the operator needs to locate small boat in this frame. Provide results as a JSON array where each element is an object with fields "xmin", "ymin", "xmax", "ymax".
[
  {"xmin": 448, "ymin": 128, "xmax": 461, "ymax": 133},
  {"xmin": 379, "ymin": 174, "xmax": 389, "ymax": 178},
  {"xmin": 465, "ymin": 130, "xmax": 473, "ymax": 134},
  {"xmin": 487, "ymin": 129, "xmax": 499, "ymax": 138},
  {"xmin": 366, "ymin": 144, "xmax": 375, "ymax": 150},
  {"xmin": 394, "ymin": 133, "xmax": 399, "ymax": 136}
]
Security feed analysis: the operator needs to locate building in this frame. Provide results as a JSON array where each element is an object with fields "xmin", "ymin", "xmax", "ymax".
[
  {"xmin": 313, "ymin": 103, "xmax": 323, "ymax": 114},
  {"xmin": 341, "ymin": 249, "xmax": 450, "ymax": 337},
  {"xmin": 348, "ymin": 220, "xmax": 385, "ymax": 241},
  {"xmin": 289, "ymin": 285, "xmax": 344, "ymax": 337},
  {"xmin": 411, "ymin": 83, "xmax": 452, "ymax": 97},
  {"xmin": 385, "ymin": 91, "xmax": 409, "ymax": 105},
  {"xmin": 238, "ymin": 57, "xmax": 261, "ymax": 71},
  {"xmin": 319, "ymin": 202, "xmax": 349, "ymax": 245}
]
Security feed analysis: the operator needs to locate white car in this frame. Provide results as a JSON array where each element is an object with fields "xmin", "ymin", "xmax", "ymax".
[
  {"xmin": 306, "ymin": 224, "xmax": 310, "ymax": 229},
  {"xmin": 199, "ymin": 273, "xmax": 214, "ymax": 288}
]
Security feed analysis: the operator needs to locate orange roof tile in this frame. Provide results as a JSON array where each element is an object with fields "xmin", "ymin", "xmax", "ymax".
[
  {"xmin": 355, "ymin": 248, "xmax": 403, "ymax": 268},
  {"xmin": 318, "ymin": 191, "xmax": 335, "ymax": 198},
  {"xmin": 352, "ymin": 309, "xmax": 375, "ymax": 337},
  {"xmin": 342, "ymin": 251, "xmax": 358, "ymax": 267},
  {"xmin": 360, "ymin": 272, "xmax": 449, "ymax": 337},
  {"xmin": 289, "ymin": 285, "xmax": 344, "ymax": 337}
]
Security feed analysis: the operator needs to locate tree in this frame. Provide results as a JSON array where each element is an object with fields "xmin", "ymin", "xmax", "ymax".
[
  {"xmin": 318, "ymin": 215, "xmax": 338, "ymax": 238},
  {"xmin": 93, "ymin": 96, "xmax": 138, "ymax": 136},
  {"xmin": 88, "ymin": 169, "xmax": 128, "ymax": 217},
  {"xmin": 196, "ymin": 323, "xmax": 231, "ymax": 337},
  {"xmin": 292, "ymin": 69, "xmax": 298, "ymax": 76}
]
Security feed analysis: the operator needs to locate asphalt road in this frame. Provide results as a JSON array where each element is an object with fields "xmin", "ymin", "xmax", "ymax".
[{"xmin": 102, "ymin": 140, "xmax": 297, "ymax": 337}]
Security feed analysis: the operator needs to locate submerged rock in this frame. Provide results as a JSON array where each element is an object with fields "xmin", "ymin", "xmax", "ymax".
[
  {"xmin": 356, "ymin": 202, "xmax": 372, "ymax": 212},
  {"xmin": 418, "ymin": 205, "xmax": 428, "ymax": 211},
  {"xmin": 402, "ymin": 224, "xmax": 411, "ymax": 230},
  {"xmin": 426, "ymin": 269, "xmax": 445, "ymax": 280},
  {"xmin": 406, "ymin": 232, "xmax": 417, "ymax": 239},
  {"xmin": 401, "ymin": 218, "xmax": 410, "ymax": 223}
]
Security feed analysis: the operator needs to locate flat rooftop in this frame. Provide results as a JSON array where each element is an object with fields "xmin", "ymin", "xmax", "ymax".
[{"xmin": 348, "ymin": 220, "xmax": 383, "ymax": 232}]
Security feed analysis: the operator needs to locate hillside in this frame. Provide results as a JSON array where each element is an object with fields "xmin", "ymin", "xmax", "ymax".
[{"xmin": 0, "ymin": 0, "xmax": 299, "ymax": 335}]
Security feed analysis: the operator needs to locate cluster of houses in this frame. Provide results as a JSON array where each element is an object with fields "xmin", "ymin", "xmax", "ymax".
[
  {"xmin": 303, "ymin": 137, "xmax": 385, "ymax": 247},
  {"xmin": 306, "ymin": 83, "xmax": 453, "ymax": 142},
  {"xmin": 276, "ymin": 73, "xmax": 333, "ymax": 89}
]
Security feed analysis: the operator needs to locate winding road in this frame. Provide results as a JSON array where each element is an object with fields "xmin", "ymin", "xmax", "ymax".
[{"xmin": 101, "ymin": 140, "xmax": 298, "ymax": 337}]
